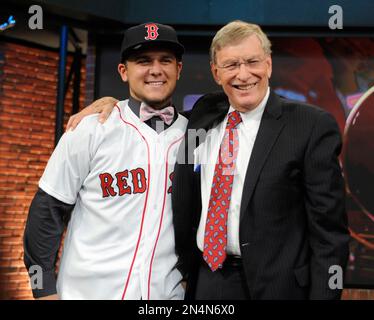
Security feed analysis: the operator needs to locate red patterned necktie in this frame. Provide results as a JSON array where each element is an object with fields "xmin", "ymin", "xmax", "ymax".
[{"xmin": 203, "ymin": 110, "xmax": 242, "ymax": 271}]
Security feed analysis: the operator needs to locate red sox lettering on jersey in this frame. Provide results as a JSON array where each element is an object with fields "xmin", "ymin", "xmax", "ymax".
[
  {"xmin": 144, "ymin": 23, "xmax": 159, "ymax": 40},
  {"xmin": 99, "ymin": 168, "xmax": 147, "ymax": 197},
  {"xmin": 100, "ymin": 168, "xmax": 174, "ymax": 198},
  {"xmin": 167, "ymin": 172, "xmax": 174, "ymax": 194}
]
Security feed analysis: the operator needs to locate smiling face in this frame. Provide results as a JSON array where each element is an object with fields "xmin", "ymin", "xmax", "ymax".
[
  {"xmin": 118, "ymin": 48, "xmax": 182, "ymax": 109},
  {"xmin": 211, "ymin": 34, "xmax": 272, "ymax": 112}
]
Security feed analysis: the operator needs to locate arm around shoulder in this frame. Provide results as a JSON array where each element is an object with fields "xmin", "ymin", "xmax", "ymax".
[{"xmin": 66, "ymin": 96, "xmax": 119, "ymax": 131}]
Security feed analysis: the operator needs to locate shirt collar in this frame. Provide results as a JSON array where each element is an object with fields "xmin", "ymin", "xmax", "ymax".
[
  {"xmin": 128, "ymin": 96, "xmax": 142, "ymax": 117},
  {"xmin": 228, "ymin": 87, "xmax": 270, "ymax": 130}
]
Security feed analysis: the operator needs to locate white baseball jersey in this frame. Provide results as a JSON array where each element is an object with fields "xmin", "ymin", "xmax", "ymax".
[{"xmin": 39, "ymin": 100, "xmax": 187, "ymax": 300}]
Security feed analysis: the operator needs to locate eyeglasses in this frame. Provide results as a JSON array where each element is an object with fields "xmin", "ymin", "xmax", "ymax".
[{"xmin": 216, "ymin": 57, "xmax": 266, "ymax": 72}]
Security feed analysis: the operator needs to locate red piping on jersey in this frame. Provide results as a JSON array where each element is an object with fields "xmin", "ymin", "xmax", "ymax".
[
  {"xmin": 116, "ymin": 104, "xmax": 151, "ymax": 300},
  {"xmin": 147, "ymin": 135, "xmax": 184, "ymax": 300}
]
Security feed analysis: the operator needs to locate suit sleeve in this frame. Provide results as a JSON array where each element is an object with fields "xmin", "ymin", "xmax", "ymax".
[
  {"xmin": 23, "ymin": 188, "xmax": 74, "ymax": 298},
  {"xmin": 303, "ymin": 111, "xmax": 350, "ymax": 300}
]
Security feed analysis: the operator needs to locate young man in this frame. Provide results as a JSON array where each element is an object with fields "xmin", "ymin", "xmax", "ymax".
[{"xmin": 24, "ymin": 22, "xmax": 187, "ymax": 300}]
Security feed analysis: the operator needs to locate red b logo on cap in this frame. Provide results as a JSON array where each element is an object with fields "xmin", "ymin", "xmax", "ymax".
[{"xmin": 144, "ymin": 23, "xmax": 159, "ymax": 40}]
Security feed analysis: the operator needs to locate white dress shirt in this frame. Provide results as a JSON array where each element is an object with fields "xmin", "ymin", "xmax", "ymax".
[{"xmin": 196, "ymin": 87, "xmax": 270, "ymax": 256}]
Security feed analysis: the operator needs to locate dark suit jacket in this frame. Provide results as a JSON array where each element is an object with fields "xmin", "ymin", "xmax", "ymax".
[{"xmin": 172, "ymin": 90, "xmax": 350, "ymax": 300}]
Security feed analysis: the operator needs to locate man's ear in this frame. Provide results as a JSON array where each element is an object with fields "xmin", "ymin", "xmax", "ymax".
[
  {"xmin": 177, "ymin": 61, "xmax": 183, "ymax": 80},
  {"xmin": 210, "ymin": 61, "xmax": 221, "ymax": 85},
  {"xmin": 265, "ymin": 55, "xmax": 272, "ymax": 79},
  {"xmin": 118, "ymin": 63, "xmax": 128, "ymax": 82}
]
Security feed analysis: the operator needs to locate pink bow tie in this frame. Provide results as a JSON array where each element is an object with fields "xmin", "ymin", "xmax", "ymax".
[{"xmin": 139, "ymin": 104, "xmax": 174, "ymax": 125}]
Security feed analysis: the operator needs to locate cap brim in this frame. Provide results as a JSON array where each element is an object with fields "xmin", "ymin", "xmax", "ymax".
[{"xmin": 122, "ymin": 40, "xmax": 184, "ymax": 61}]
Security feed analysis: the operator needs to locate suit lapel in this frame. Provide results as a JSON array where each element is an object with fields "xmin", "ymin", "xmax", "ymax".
[
  {"xmin": 185, "ymin": 92, "xmax": 229, "ymax": 159},
  {"xmin": 188, "ymin": 92, "xmax": 229, "ymax": 131},
  {"xmin": 183, "ymin": 92, "xmax": 229, "ymax": 191},
  {"xmin": 240, "ymin": 92, "xmax": 286, "ymax": 221}
]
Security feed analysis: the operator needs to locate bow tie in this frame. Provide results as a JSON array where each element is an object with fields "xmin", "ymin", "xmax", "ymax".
[{"xmin": 139, "ymin": 104, "xmax": 174, "ymax": 125}]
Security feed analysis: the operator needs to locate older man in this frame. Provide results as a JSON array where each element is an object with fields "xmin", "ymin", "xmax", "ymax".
[{"xmin": 172, "ymin": 20, "xmax": 350, "ymax": 300}]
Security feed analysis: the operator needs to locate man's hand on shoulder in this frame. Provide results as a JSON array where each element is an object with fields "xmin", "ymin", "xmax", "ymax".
[{"xmin": 66, "ymin": 96, "xmax": 119, "ymax": 131}]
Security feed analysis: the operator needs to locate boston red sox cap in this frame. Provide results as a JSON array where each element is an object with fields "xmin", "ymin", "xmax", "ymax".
[{"xmin": 120, "ymin": 22, "xmax": 185, "ymax": 61}]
